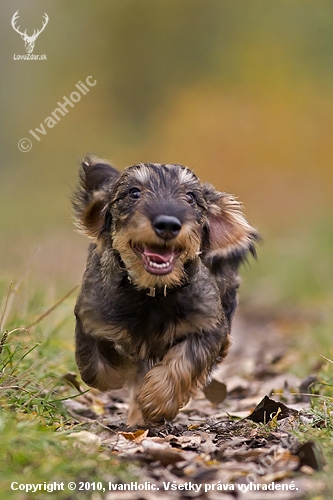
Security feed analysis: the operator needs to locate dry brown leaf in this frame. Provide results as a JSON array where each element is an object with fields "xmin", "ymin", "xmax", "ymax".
[
  {"xmin": 297, "ymin": 441, "xmax": 324, "ymax": 470},
  {"xmin": 119, "ymin": 429, "xmax": 149, "ymax": 443},
  {"xmin": 67, "ymin": 431, "xmax": 102, "ymax": 449},
  {"xmin": 247, "ymin": 395, "xmax": 298, "ymax": 424},
  {"xmin": 203, "ymin": 379, "xmax": 227, "ymax": 405},
  {"xmin": 142, "ymin": 440, "xmax": 185, "ymax": 466},
  {"xmin": 188, "ymin": 423, "xmax": 201, "ymax": 430},
  {"xmin": 62, "ymin": 372, "xmax": 82, "ymax": 392}
]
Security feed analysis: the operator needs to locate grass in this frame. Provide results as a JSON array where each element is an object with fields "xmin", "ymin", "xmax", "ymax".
[
  {"xmin": 295, "ymin": 377, "xmax": 333, "ymax": 499},
  {"xmin": 0, "ymin": 284, "xmax": 136, "ymax": 500}
]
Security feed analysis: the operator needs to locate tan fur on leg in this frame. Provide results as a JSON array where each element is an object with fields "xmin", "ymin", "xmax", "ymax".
[{"xmin": 137, "ymin": 343, "xmax": 204, "ymax": 423}]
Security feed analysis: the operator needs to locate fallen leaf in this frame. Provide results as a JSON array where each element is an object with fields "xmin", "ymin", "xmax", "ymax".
[
  {"xmin": 247, "ymin": 395, "xmax": 298, "ymax": 424},
  {"xmin": 67, "ymin": 431, "xmax": 102, "ymax": 448},
  {"xmin": 142, "ymin": 440, "xmax": 185, "ymax": 466},
  {"xmin": 188, "ymin": 423, "xmax": 201, "ymax": 430},
  {"xmin": 296, "ymin": 441, "xmax": 324, "ymax": 471},
  {"xmin": 62, "ymin": 372, "xmax": 82, "ymax": 392},
  {"xmin": 203, "ymin": 379, "xmax": 227, "ymax": 405},
  {"xmin": 119, "ymin": 429, "xmax": 149, "ymax": 443}
]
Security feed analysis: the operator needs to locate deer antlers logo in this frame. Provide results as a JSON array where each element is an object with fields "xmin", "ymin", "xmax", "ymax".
[{"xmin": 11, "ymin": 11, "xmax": 49, "ymax": 54}]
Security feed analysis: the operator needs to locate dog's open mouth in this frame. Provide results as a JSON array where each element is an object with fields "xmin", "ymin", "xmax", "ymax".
[{"xmin": 132, "ymin": 244, "xmax": 180, "ymax": 275}]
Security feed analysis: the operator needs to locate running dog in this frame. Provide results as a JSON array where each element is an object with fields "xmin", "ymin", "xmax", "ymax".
[{"xmin": 73, "ymin": 156, "xmax": 259, "ymax": 426}]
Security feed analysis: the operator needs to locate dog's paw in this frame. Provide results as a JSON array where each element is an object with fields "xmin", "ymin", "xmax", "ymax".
[
  {"xmin": 137, "ymin": 365, "xmax": 187, "ymax": 424},
  {"xmin": 126, "ymin": 405, "xmax": 145, "ymax": 427}
]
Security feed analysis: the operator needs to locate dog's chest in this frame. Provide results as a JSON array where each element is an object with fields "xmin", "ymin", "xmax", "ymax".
[
  {"xmin": 78, "ymin": 265, "xmax": 223, "ymax": 361},
  {"xmin": 115, "ymin": 291, "xmax": 188, "ymax": 338},
  {"xmin": 109, "ymin": 286, "xmax": 222, "ymax": 360}
]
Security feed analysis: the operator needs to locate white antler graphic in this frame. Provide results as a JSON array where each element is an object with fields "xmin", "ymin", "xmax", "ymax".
[{"xmin": 11, "ymin": 11, "xmax": 49, "ymax": 54}]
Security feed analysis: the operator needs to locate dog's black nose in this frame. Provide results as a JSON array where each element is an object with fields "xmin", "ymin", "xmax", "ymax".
[{"xmin": 152, "ymin": 215, "xmax": 182, "ymax": 240}]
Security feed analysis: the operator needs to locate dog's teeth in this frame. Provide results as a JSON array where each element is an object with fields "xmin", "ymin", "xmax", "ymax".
[{"xmin": 148, "ymin": 259, "xmax": 171, "ymax": 269}]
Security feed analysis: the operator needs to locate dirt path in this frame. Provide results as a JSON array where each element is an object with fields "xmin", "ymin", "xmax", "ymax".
[{"xmin": 65, "ymin": 312, "xmax": 326, "ymax": 499}]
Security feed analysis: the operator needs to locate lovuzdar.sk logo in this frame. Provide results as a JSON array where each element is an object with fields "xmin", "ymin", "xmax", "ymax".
[{"xmin": 11, "ymin": 10, "xmax": 48, "ymax": 60}]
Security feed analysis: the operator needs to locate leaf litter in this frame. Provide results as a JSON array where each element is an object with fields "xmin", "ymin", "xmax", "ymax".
[{"xmin": 64, "ymin": 314, "xmax": 328, "ymax": 499}]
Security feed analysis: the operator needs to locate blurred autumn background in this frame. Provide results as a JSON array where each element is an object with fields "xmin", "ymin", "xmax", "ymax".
[{"xmin": 0, "ymin": 1, "xmax": 332, "ymax": 360}]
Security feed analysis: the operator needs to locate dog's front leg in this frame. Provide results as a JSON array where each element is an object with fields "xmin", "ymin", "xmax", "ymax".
[
  {"xmin": 75, "ymin": 316, "xmax": 138, "ymax": 392},
  {"xmin": 126, "ymin": 361, "xmax": 149, "ymax": 427},
  {"xmin": 137, "ymin": 330, "xmax": 229, "ymax": 424}
]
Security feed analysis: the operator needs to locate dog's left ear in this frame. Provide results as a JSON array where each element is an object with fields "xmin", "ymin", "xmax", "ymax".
[
  {"xmin": 72, "ymin": 156, "xmax": 120, "ymax": 238},
  {"xmin": 203, "ymin": 183, "xmax": 260, "ymax": 265}
]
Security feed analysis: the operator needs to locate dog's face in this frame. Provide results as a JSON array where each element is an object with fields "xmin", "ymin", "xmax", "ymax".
[
  {"xmin": 110, "ymin": 163, "xmax": 206, "ymax": 289},
  {"xmin": 73, "ymin": 157, "xmax": 258, "ymax": 291}
]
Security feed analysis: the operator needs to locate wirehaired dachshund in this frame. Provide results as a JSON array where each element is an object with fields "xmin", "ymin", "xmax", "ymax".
[{"xmin": 73, "ymin": 156, "xmax": 259, "ymax": 426}]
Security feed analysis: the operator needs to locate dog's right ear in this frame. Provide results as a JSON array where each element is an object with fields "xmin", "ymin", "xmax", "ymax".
[
  {"xmin": 203, "ymin": 183, "xmax": 260, "ymax": 267},
  {"xmin": 72, "ymin": 156, "xmax": 120, "ymax": 238}
]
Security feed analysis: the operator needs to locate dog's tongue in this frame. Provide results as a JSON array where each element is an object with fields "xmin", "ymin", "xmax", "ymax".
[{"xmin": 143, "ymin": 247, "xmax": 174, "ymax": 264}]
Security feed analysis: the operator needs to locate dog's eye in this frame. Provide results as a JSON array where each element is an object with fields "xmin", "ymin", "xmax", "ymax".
[
  {"xmin": 128, "ymin": 188, "xmax": 141, "ymax": 200},
  {"xmin": 185, "ymin": 192, "xmax": 196, "ymax": 205}
]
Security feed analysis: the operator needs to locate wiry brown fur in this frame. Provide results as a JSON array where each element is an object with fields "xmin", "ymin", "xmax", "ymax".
[{"xmin": 73, "ymin": 156, "xmax": 259, "ymax": 426}]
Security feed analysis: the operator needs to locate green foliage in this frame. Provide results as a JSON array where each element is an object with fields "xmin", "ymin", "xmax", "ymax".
[
  {"xmin": 0, "ymin": 290, "xmax": 134, "ymax": 499},
  {"xmin": 241, "ymin": 217, "xmax": 333, "ymax": 309},
  {"xmin": 0, "ymin": 414, "xmax": 132, "ymax": 500}
]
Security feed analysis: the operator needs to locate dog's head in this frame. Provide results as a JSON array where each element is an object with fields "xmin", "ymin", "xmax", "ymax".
[{"xmin": 73, "ymin": 157, "xmax": 259, "ymax": 290}]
